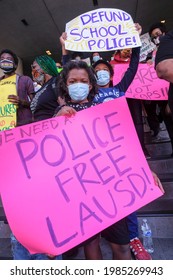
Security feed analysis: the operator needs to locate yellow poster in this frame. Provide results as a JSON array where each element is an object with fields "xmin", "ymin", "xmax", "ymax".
[{"xmin": 0, "ymin": 74, "xmax": 17, "ymax": 131}]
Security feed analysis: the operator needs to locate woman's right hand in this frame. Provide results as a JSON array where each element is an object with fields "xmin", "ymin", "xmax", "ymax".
[{"xmin": 151, "ymin": 171, "xmax": 165, "ymax": 193}]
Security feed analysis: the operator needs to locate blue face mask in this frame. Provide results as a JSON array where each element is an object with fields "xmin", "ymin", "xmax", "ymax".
[
  {"xmin": 96, "ymin": 70, "xmax": 110, "ymax": 86},
  {"xmin": 93, "ymin": 55, "xmax": 100, "ymax": 62},
  {"xmin": 68, "ymin": 83, "xmax": 90, "ymax": 101}
]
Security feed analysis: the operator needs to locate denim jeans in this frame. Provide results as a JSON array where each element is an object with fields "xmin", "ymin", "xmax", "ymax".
[{"xmin": 11, "ymin": 234, "xmax": 62, "ymax": 260}]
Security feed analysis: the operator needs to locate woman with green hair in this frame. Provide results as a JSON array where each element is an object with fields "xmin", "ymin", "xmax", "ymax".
[{"xmin": 30, "ymin": 55, "xmax": 62, "ymax": 121}]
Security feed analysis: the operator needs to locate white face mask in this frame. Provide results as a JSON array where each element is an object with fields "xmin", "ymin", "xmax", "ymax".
[
  {"xmin": 96, "ymin": 70, "xmax": 110, "ymax": 86},
  {"xmin": 152, "ymin": 34, "xmax": 163, "ymax": 46},
  {"xmin": 68, "ymin": 83, "xmax": 89, "ymax": 101},
  {"xmin": 75, "ymin": 56, "xmax": 81, "ymax": 61},
  {"xmin": 93, "ymin": 56, "xmax": 100, "ymax": 62}
]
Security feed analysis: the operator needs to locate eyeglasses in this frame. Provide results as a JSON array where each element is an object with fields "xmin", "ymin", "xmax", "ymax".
[{"xmin": 31, "ymin": 65, "xmax": 43, "ymax": 73}]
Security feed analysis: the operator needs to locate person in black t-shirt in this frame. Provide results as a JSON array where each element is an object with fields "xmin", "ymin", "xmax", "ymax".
[
  {"xmin": 142, "ymin": 24, "xmax": 173, "ymax": 153},
  {"xmin": 30, "ymin": 55, "xmax": 62, "ymax": 121},
  {"xmin": 155, "ymin": 30, "xmax": 173, "ymax": 120},
  {"xmin": 55, "ymin": 59, "xmax": 164, "ymax": 260},
  {"xmin": 155, "ymin": 30, "xmax": 173, "ymax": 83}
]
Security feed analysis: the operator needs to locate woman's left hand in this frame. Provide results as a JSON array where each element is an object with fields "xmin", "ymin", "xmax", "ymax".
[{"xmin": 152, "ymin": 171, "xmax": 165, "ymax": 193}]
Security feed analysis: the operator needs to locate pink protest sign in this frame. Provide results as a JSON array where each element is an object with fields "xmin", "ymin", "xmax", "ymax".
[
  {"xmin": 0, "ymin": 97, "xmax": 163, "ymax": 255},
  {"xmin": 113, "ymin": 63, "xmax": 169, "ymax": 100}
]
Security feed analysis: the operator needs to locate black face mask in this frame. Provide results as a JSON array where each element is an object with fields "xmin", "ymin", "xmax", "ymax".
[{"xmin": 0, "ymin": 59, "xmax": 16, "ymax": 73}]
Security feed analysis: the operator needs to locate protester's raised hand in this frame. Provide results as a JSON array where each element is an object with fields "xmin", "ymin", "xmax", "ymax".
[
  {"xmin": 134, "ymin": 23, "xmax": 142, "ymax": 36},
  {"xmin": 59, "ymin": 32, "xmax": 67, "ymax": 46}
]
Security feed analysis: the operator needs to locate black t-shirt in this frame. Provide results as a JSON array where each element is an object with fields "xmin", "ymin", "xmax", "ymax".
[
  {"xmin": 55, "ymin": 100, "xmax": 99, "ymax": 115},
  {"xmin": 66, "ymin": 100, "xmax": 98, "ymax": 111},
  {"xmin": 155, "ymin": 30, "xmax": 173, "ymax": 67},
  {"xmin": 168, "ymin": 83, "xmax": 173, "ymax": 117},
  {"xmin": 30, "ymin": 77, "xmax": 59, "ymax": 121}
]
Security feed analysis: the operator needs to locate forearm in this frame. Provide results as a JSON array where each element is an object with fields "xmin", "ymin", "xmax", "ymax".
[
  {"xmin": 19, "ymin": 99, "xmax": 31, "ymax": 108},
  {"xmin": 129, "ymin": 46, "xmax": 140, "ymax": 72},
  {"xmin": 118, "ymin": 47, "xmax": 140, "ymax": 93},
  {"xmin": 62, "ymin": 54, "xmax": 71, "ymax": 66}
]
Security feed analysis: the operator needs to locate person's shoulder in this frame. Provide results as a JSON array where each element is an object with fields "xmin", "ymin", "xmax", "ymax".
[
  {"xmin": 110, "ymin": 60, "xmax": 116, "ymax": 65},
  {"xmin": 160, "ymin": 30, "xmax": 173, "ymax": 43},
  {"xmin": 166, "ymin": 30, "xmax": 173, "ymax": 38},
  {"xmin": 0, "ymin": 75, "xmax": 5, "ymax": 81},
  {"xmin": 17, "ymin": 74, "xmax": 33, "ymax": 84},
  {"xmin": 18, "ymin": 74, "xmax": 32, "ymax": 80}
]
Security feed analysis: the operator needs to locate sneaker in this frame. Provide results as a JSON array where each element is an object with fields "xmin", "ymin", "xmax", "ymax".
[
  {"xmin": 159, "ymin": 122, "xmax": 166, "ymax": 131},
  {"xmin": 130, "ymin": 237, "xmax": 152, "ymax": 260},
  {"xmin": 152, "ymin": 131, "xmax": 170, "ymax": 143}
]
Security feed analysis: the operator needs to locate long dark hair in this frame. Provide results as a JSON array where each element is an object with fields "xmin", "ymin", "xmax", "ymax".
[{"xmin": 58, "ymin": 60, "xmax": 98, "ymax": 102}]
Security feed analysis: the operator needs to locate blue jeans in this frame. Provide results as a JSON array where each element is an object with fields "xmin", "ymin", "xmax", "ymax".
[
  {"xmin": 126, "ymin": 212, "xmax": 139, "ymax": 240},
  {"xmin": 11, "ymin": 234, "xmax": 62, "ymax": 260}
]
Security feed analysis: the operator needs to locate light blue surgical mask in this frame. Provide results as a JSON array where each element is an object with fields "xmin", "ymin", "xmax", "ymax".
[
  {"xmin": 93, "ymin": 55, "xmax": 100, "ymax": 62},
  {"xmin": 96, "ymin": 70, "xmax": 110, "ymax": 86},
  {"xmin": 68, "ymin": 83, "xmax": 89, "ymax": 101}
]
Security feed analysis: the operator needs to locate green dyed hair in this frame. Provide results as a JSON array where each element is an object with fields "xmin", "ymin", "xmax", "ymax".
[{"xmin": 35, "ymin": 55, "xmax": 58, "ymax": 77}]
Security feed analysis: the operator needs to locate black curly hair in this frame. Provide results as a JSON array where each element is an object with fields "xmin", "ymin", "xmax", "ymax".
[
  {"xmin": 149, "ymin": 22, "xmax": 167, "ymax": 37},
  {"xmin": 0, "ymin": 49, "xmax": 18, "ymax": 66},
  {"xmin": 58, "ymin": 60, "xmax": 98, "ymax": 102}
]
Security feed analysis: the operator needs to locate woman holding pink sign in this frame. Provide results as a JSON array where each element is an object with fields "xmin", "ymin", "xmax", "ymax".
[
  {"xmin": 55, "ymin": 59, "xmax": 131, "ymax": 260},
  {"xmin": 55, "ymin": 49, "xmax": 163, "ymax": 260},
  {"xmin": 56, "ymin": 23, "xmax": 153, "ymax": 260}
]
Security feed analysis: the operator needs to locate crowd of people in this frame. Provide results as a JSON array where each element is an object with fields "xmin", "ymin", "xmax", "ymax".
[{"xmin": 0, "ymin": 19, "xmax": 169, "ymax": 261}]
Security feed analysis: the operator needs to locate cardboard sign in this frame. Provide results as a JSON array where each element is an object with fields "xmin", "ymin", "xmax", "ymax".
[
  {"xmin": 65, "ymin": 8, "xmax": 141, "ymax": 52},
  {"xmin": 139, "ymin": 33, "xmax": 156, "ymax": 62},
  {"xmin": 0, "ymin": 75, "xmax": 17, "ymax": 131},
  {"xmin": 0, "ymin": 97, "xmax": 163, "ymax": 255},
  {"xmin": 113, "ymin": 63, "xmax": 169, "ymax": 100}
]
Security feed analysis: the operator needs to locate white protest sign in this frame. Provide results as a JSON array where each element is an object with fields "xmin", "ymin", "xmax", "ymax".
[
  {"xmin": 139, "ymin": 33, "xmax": 156, "ymax": 62},
  {"xmin": 65, "ymin": 8, "xmax": 141, "ymax": 52}
]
